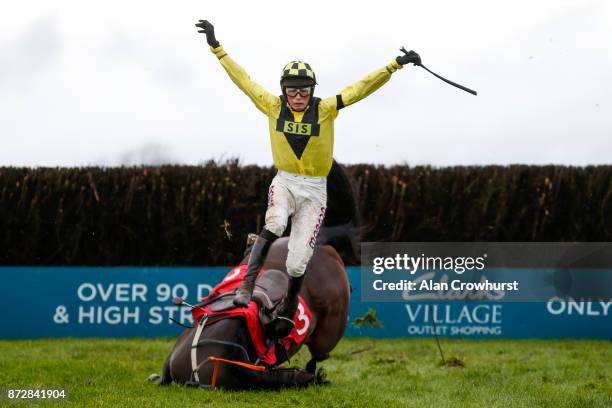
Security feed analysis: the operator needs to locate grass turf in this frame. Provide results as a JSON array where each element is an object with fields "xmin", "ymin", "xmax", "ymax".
[{"xmin": 0, "ymin": 337, "xmax": 610, "ymax": 407}]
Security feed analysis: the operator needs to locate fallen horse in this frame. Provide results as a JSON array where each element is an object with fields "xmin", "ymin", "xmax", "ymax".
[{"xmin": 150, "ymin": 161, "xmax": 358, "ymax": 389}]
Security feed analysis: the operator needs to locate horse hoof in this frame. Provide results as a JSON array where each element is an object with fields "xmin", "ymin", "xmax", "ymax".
[
  {"xmin": 306, "ymin": 359, "xmax": 317, "ymax": 374},
  {"xmin": 148, "ymin": 374, "xmax": 162, "ymax": 385}
]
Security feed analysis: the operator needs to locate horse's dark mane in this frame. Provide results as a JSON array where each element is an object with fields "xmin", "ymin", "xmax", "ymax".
[
  {"xmin": 323, "ymin": 160, "xmax": 360, "ymax": 228},
  {"xmin": 316, "ymin": 159, "xmax": 360, "ymax": 265}
]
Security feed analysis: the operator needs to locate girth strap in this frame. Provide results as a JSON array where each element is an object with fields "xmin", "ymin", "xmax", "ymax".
[{"xmin": 190, "ymin": 314, "xmax": 209, "ymax": 383}]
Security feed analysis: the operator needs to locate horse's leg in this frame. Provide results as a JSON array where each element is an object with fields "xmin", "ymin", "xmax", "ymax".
[
  {"xmin": 149, "ymin": 353, "xmax": 173, "ymax": 385},
  {"xmin": 302, "ymin": 245, "xmax": 350, "ymax": 367},
  {"xmin": 160, "ymin": 354, "xmax": 173, "ymax": 385},
  {"xmin": 306, "ymin": 313, "xmax": 345, "ymax": 364},
  {"xmin": 306, "ymin": 304, "xmax": 347, "ymax": 369},
  {"xmin": 165, "ymin": 328, "xmax": 196, "ymax": 384},
  {"xmin": 149, "ymin": 331, "xmax": 186, "ymax": 385},
  {"xmin": 305, "ymin": 356, "xmax": 325, "ymax": 374}
]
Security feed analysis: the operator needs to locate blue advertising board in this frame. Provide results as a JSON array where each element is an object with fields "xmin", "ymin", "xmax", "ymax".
[{"xmin": 0, "ymin": 266, "xmax": 610, "ymax": 339}]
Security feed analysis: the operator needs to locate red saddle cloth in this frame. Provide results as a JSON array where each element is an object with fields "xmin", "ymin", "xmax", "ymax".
[{"xmin": 191, "ymin": 265, "xmax": 313, "ymax": 365}]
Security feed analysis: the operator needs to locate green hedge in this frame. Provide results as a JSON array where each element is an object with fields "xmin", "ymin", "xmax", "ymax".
[{"xmin": 1, "ymin": 162, "xmax": 611, "ymax": 265}]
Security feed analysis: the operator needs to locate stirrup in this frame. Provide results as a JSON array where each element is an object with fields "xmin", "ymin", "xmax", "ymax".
[
  {"xmin": 272, "ymin": 316, "xmax": 296, "ymax": 339},
  {"xmin": 276, "ymin": 316, "xmax": 295, "ymax": 328}
]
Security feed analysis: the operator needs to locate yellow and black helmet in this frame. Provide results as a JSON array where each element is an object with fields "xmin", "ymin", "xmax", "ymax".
[{"xmin": 280, "ymin": 61, "xmax": 317, "ymax": 88}]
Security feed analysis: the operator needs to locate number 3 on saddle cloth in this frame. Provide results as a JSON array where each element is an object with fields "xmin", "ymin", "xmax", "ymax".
[{"xmin": 191, "ymin": 265, "xmax": 313, "ymax": 366}]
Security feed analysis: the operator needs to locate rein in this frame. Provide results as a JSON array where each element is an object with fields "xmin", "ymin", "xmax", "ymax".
[{"xmin": 168, "ymin": 292, "xmax": 238, "ymax": 329}]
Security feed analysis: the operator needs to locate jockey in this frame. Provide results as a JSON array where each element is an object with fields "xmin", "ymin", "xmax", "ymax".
[{"xmin": 195, "ymin": 19, "xmax": 421, "ymax": 336}]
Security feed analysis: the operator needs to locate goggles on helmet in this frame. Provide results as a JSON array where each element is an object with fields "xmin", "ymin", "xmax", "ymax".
[{"xmin": 285, "ymin": 87, "xmax": 312, "ymax": 97}]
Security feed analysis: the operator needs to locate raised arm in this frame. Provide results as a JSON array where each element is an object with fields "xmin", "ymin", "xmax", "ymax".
[
  {"xmin": 333, "ymin": 50, "xmax": 421, "ymax": 110},
  {"xmin": 195, "ymin": 20, "xmax": 279, "ymax": 115}
]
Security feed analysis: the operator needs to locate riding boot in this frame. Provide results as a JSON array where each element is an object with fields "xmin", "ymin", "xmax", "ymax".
[
  {"xmin": 233, "ymin": 230, "xmax": 277, "ymax": 307},
  {"xmin": 273, "ymin": 274, "xmax": 305, "ymax": 338}
]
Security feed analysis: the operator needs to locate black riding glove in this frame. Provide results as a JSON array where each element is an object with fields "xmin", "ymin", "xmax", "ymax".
[
  {"xmin": 195, "ymin": 19, "xmax": 220, "ymax": 48},
  {"xmin": 396, "ymin": 50, "xmax": 421, "ymax": 66}
]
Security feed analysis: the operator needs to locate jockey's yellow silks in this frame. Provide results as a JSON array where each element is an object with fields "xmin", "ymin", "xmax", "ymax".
[{"xmin": 211, "ymin": 46, "xmax": 403, "ymax": 177}]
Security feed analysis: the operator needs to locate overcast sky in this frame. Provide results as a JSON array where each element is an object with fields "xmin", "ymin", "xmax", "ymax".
[{"xmin": 2, "ymin": 0, "xmax": 611, "ymax": 167}]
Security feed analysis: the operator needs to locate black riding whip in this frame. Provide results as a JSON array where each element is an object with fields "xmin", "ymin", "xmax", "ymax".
[{"xmin": 401, "ymin": 47, "xmax": 477, "ymax": 96}]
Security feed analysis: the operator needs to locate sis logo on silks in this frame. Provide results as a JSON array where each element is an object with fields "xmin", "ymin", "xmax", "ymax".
[{"xmin": 0, "ymin": 266, "xmax": 610, "ymax": 339}]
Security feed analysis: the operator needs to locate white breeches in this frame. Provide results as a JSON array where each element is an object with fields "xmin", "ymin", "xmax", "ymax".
[{"xmin": 264, "ymin": 170, "xmax": 327, "ymax": 278}]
